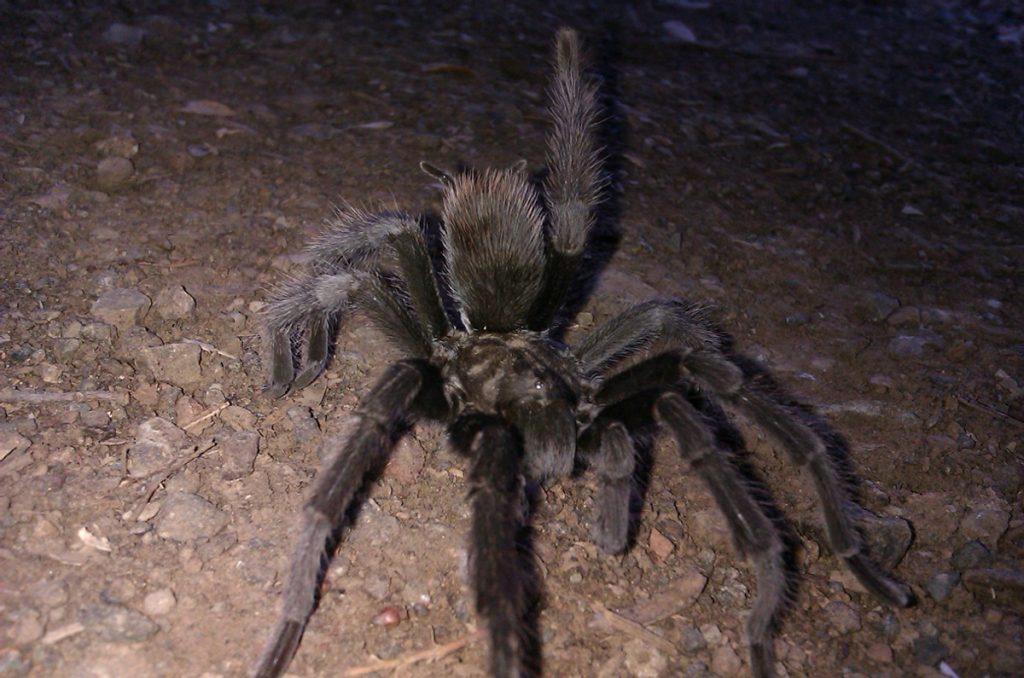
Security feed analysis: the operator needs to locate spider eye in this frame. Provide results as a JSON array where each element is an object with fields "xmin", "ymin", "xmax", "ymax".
[{"xmin": 534, "ymin": 380, "xmax": 543, "ymax": 390}]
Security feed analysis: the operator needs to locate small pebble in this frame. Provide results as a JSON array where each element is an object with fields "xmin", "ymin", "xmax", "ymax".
[
  {"xmin": 143, "ymin": 589, "xmax": 176, "ymax": 616},
  {"xmin": 154, "ymin": 285, "xmax": 196, "ymax": 320},
  {"xmin": 959, "ymin": 496, "xmax": 1011, "ymax": 548},
  {"xmin": 926, "ymin": 572, "xmax": 960, "ymax": 602},
  {"xmin": 824, "ymin": 600, "xmax": 861, "ymax": 634},
  {"xmin": 371, "ymin": 606, "xmax": 403, "ymax": 627},
  {"xmin": 219, "ymin": 430, "xmax": 260, "ymax": 480},
  {"xmin": 951, "ymin": 540, "xmax": 992, "ymax": 571},
  {"xmin": 138, "ymin": 342, "xmax": 203, "ymax": 387},
  {"xmin": 95, "ymin": 157, "xmax": 134, "ymax": 191},
  {"xmin": 710, "ymin": 643, "xmax": 742, "ymax": 677},
  {"xmin": 91, "ymin": 288, "xmax": 151, "ymax": 329},
  {"xmin": 155, "ymin": 492, "xmax": 229, "ymax": 542},
  {"xmin": 128, "ymin": 417, "xmax": 187, "ymax": 477}
]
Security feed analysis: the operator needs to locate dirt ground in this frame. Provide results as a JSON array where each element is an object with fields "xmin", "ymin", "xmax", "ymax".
[{"xmin": 2, "ymin": 1, "xmax": 1022, "ymax": 677}]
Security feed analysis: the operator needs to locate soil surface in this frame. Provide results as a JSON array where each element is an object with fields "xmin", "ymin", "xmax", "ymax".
[{"xmin": 2, "ymin": 1, "xmax": 1022, "ymax": 677}]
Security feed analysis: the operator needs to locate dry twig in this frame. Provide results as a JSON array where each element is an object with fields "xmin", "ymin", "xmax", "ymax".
[
  {"xmin": 124, "ymin": 440, "xmax": 217, "ymax": 519},
  {"xmin": 956, "ymin": 395, "xmax": 1024, "ymax": 429},
  {"xmin": 340, "ymin": 629, "xmax": 484, "ymax": 677},
  {"xmin": 182, "ymin": 402, "xmax": 230, "ymax": 431},
  {"xmin": 0, "ymin": 388, "xmax": 128, "ymax": 404}
]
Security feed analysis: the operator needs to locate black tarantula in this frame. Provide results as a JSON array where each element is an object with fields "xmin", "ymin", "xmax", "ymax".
[{"xmin": 253, "ymin": 29, "xmax": 911, "ymax": 678}]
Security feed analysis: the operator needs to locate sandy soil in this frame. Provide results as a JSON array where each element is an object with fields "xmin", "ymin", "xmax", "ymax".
[{"xmin": 1, "ymin": 1, "xmax": 1022, "ymax": 677}]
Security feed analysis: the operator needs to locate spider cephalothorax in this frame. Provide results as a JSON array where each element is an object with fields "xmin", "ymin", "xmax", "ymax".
[{"xmin": 252, "ymin": 29, "xmax": 911, "ymax": 678}]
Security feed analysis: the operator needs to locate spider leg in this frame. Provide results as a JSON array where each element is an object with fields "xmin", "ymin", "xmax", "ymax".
[
  {"xmin": 263, "ymin": 209, "xmax": 435, "ymax": 397},
  {"xmin": 450, "ymin": 414, "xmax": 529, "ymax": 678},
  {"xmin": 682, "ymin": 350, "xmax": 914, "ymax": 607},
  {"xmin": 506, "ymin": 400, "xmax": 576, "ymax": 481},
  {"xmin": 582, "ymin": 419, "xmax": 636, "ymax": 554},
  {"xmin": 252, "ymin": 360, "xmax": 446, "ymax": 678},
  {"xmin": 306, "ymin": 206, "xmax": 418, "ymax": 271},
  {"xmin": 654, "ymin": 392, "xmax": 785, "ymax": 678},
  {"xmin": 529, "ymin": 28, "xmax": 603, "ymax": 329},
  {"xmin": 387, "ymin": 227, "xmax": 451, "ymax": 339},
  {"xmin": 574, "ymin": 300, "xmax": 719, "ymax": 376},
  {"xmin": 263, "ymin": 272, "xmax": 360, "ymax": 398}
]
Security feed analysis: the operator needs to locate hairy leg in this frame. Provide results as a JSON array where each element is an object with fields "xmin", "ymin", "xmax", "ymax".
[
  {"xmin": 529, "ymin": 28, "xmax": 603, "ymax": 329},
  {"xmin": 582, "ymin": 419, "xmax": 636, "ymax": 553},
  {"xmin": 451, "ymin": 415, "xmax": 529, "ymax": 678},
  {"xmin": 262, "ymin": 272, "xmax": 359, "ymax": 398},
  {"xmin": 654, "ymin": 393, "xmax": 785, "ymax": 678},
  {"xmin": 252, "ymin": 360, "xmax": 445, "ymax": 678},
  {"xmin": 682, "ymin": 350, "xmax": 913, "ymax": 607},
  {"xmin": 573, "ymin": 300, "xmax": 719, "ymax": 376},
  {"xmin": 263, "ymin": 209, "xmax": 437, "ymax": 397}
]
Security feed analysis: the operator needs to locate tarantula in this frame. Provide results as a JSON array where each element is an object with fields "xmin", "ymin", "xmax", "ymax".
[{"xmin": 253, "ymin": 29, "xmax": 911, "ymax": 678}]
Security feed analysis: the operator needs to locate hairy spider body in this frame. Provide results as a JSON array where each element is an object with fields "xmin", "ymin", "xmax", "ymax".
[{"xmin": 253, "ymin": 29, "xmax": 911, "ymax": 678}]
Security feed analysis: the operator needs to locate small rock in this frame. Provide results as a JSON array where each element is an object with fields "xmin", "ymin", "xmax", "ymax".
[
  {"xmin": 362, "ymin": 574, "xmax": 391, "ymax": 601},
  {"xmin": 959, "ymin": 495, "xmax": 1011, "ymax": 548},
  {"xmin": 866, "ymin": 642, "xmax": 893, "ymax": 664},
  {"xmin": 710, "ymin": 643, "xmax": 743, "ymax": 676},
  {"xmin": 951, "ymin": 540, "xmax": 992, "ymax": 571},
  {"xmin": 102, "ymin": 23, "xmax": 146, "ymax": 47},
  {"xmin": 28, "ymin": 579, "xmax": 69, "ymax": 608},
  {"xmin": 648, "ymin": 527, "xmax": 674, "ymax": 560},
  {"xmin": 155, "ymin": 492, "xmax": 228, "ymax": 542},
  {"xmin": 913, "ymin": 633, "xmax": 947, "ymax": 665},
  {"xmin": 962, "ymin": 568, "xmax": 1024, "ymax": 614},
  {"xmin": 858, "ymin": 511, "xmax": 912, "ymax": 570},
  {"xmin": 926, "ymin": 572, "xmax": 960, "ymax": 601},
  {"xmin": 824, "ymin": 600, "xmax": 861, "ymax": 634},
  {"xmin": 81, "ymin": 322, "xmax": 115, "ymax": 342},
  {"xmin": 142, "ymin": 589, "xmax": 176, "ymax": 616},
  {"xmin": 95, "ymin": 134, "xmax": 139, "ymax": 159},
  {"xmin": 886, "ymin": 306, "xmax": 921, "ymax": 326},
  {"xmin": 289, "ymin": 406, "xmax": 321, "ymax": 446},
  {"xmin": 622, "ymin": 637, "xmax": 668, "ymax": 678},
  {"xmin": 128, "ymin": 417, "xmax": 187, "ymax": 478},
  {"xmin": 869, "ymin": 373, "xmax": 895, "ymax": 391},
  {"xmin": 81, "ymin": 409, "xmax": 111, "ymax": 428},
  {"xmin": 219, "ymin": 430, "xmax": 259, "ymax": 480},
  {"xmin": 857, "ymin": 291, "xmax": 900, "ymax": 322},
  {"xmin": 699, "ymin": 623, "xmax": 723, "ymax": 645},
  {"xmin": 663, "ymin": 20, "xmax": 698, "ymax": 44},
  {"xmin": 220, "ymin": 405, "xmax": 257, "ymax": 431},
  {"xmin": 153, "ymin": 286, "xmax": 196, "ymax": 320},
  {"xmin": 0, "ymin": 431, "xmax": 31, "ymax": 462},
  {"xmin": 95, "ymin": 157, "xmax": 134, "ymax": 192},
  {"xmin": 91, "ymin": 289, "xmax": 151, "ymax": 329},
  {"xmin": 371, "ymin": 606, "xmax": 403, "ymax": 628},
  {"xmin": 679, "ymin": 624, "xmax": 707, "ymax": 653},
  {"xmin": 138, "ymin": 342, "xmax": 202, "ymax": 387},
  {"xmin": 79, "ymin": 602, "xmax": 159, "ymax": 641},
  {"xmin": 10, "ymin": 608, "xmax": 44, "ymax": 645},
  {"xmin": 903, "ymin": 492, "xmax": 960, "ymax": 545},
  {"xmin": 887, "ymin": 331, "xmax": 945, "ymax": 356},
  {"xmin": 52, "ymin": 338, "xmax": 82, "ymax": 360}
]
